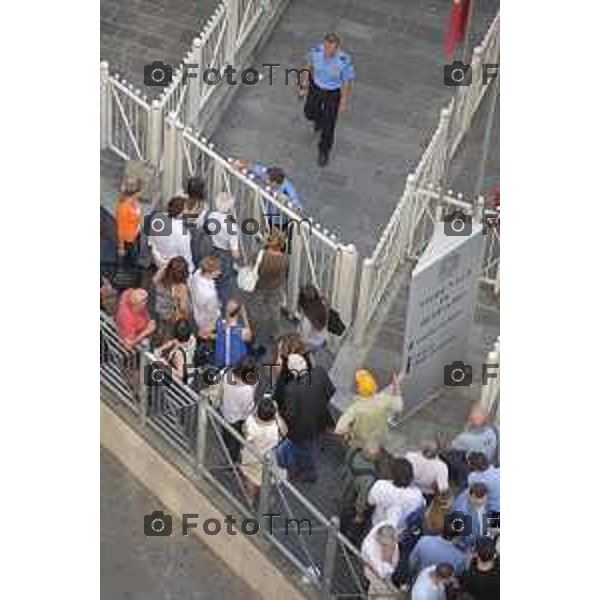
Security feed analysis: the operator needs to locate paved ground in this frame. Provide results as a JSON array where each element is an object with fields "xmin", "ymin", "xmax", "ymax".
[
  {"xmin": 101, "ymin": 447, "xmax": 259, "ymax": 600},
  {"xmin": 100, "ymin": 0, "xmax": 501, "ymax": 590},
  {"xmin": 211, "ymin": 0, "xmax": 500, "ymax": 254},
  {"xmin": 101, "ymin": 0, "xmax": 219, "ymax": 96}
]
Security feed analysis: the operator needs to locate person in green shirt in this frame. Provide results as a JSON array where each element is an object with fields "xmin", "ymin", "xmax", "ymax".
[{"xmin": 334, "ymin": 369, "xmax": 406, "ymax": 449}]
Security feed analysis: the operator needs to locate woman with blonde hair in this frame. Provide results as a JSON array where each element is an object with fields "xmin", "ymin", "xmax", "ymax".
[{"xmin": 422, "ymin": 489, "xmax": 454, "ymax": 535}]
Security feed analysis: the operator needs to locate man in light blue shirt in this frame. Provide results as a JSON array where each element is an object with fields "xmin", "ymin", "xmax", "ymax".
[
  {"xmin": 248, "ymin": 162, "xmax": 302, "ymax": 208},
  {"xmin": 300, "ymin": 32, "xmax": 356, "ymax": 166},
  {"xmin": 452, "ymin": 482, "xmax": 490, "ymax": 552},
  {"xmin": 451, "ymin": 405, "xmax": 499, "ymax": 464},
  {"xmin": 411, "ymin": 564, "xmax": 455, "ymax": 600},
  {"xmin": 409, "ymin": 533, "xmax": 469, "ymax": 577},
  {"xmin": 233, "ymin": 159, "xmax": 302, "ymax": 230},
  {"xmin": 468, "ymin": 452, "xmax": 500, "ymax": 513}
]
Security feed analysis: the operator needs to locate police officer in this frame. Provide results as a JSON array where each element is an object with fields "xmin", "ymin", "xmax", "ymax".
[{"xmin": 300, "ymin": 33, "xmax": 356, "ymax": 167}]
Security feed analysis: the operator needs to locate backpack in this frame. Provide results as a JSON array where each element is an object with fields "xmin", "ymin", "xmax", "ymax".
[
  {"xmin": 338, "ymin": 448, "xmax": 377, "ymax": 544},
  {"xmin": 339, "ymin": 448, "xmax": 378, "ymax": 510},
  {"xmin": 214, "ymin": 319, "xmax": 249, "ymax": 369},
  {"xmin": 190, "ymin": 211, "xmax": 214, "ymax": 269}
]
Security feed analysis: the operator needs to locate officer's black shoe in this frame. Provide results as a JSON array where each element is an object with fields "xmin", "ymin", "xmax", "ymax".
[
  {"xmin": 313, "ymin": 121, "xmax": 321, "ymax": 133},
  {"xmin": 318, "ymin": 150, "xmax": 329, "ymax": 167}
]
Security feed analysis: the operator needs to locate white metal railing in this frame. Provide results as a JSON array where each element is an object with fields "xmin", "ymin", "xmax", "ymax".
[
  {"xmin": 450, "ymin": 11, "xmax": 500, "ymax": 157},
  {"xmin": 100, "ymin": 7, "xmax": 498, "ymax": 343},
  {"xmin": 100, "ymin": 0, "xmax": 288, "ymax": 167},
  {"xmin": 101, "ymin": 64, "xmax": 152, "ymax": 163},
  {"xmin": 160, "ymin": 119, "xmax": 359, "ymax": 330},
  {"xmin": 353, "ymin": 12, "xmax": 500, "ymax": 341},
  {"xmin": 100, "ymin": 312, "xmax": 398, "ymax": 598},
  {"xmin": 481, "ymin": 336, "xmax": 500, "ymax": 426}
]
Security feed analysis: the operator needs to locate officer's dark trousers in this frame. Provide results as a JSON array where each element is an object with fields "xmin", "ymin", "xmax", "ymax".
[{"xmin": 304, "ymin": 81, "xmax": 341, "ymax": 155}]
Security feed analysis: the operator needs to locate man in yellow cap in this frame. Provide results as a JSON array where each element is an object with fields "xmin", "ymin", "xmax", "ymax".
[{"xmin": 334, "ymin": 370, "xmax": 406, "ymax": 449}]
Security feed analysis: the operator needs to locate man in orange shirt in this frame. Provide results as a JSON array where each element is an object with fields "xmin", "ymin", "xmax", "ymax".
[{"xmin": 115, "ymin": 177, "xmax": 142, "ymax": 265}]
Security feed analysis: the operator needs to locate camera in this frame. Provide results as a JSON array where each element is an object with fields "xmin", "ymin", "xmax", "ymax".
[
  {"xmin": 444, "ymin": 361, "xmax": 473, "ymax": 387},
  {"xmin": 144, "ymin": 360, "xmax": 173, "ymax": 388},
  {"xmin": 443, "ymin": 210, "xmax": 472, "ymax": 237},
  {"xmin": 444, "ymin": 511, "xmax": 472, "ymax": 538},
  {"xmin": 144, "ymin": 511, "xmax": 173, "ymax": 537},
  {"xmin": 143, "ymin": 212, "xmax": 172, "ymax": 237},
  {"xmin": 144, "ymin": 61, "xmax": 173, "ymax": 87},
  {"xmin": 444, "ymin": 61, "xmax": 472, "ymax": 87}
]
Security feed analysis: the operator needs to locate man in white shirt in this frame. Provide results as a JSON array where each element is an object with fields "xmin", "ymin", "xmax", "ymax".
[
  {"xmin": 411, "ymin": 563, "xmax": 455, "ymax": 600},
  {"xmin": 198, "ymin": 192, "xmax": 240, "ymax": 305},
  {"xmin": 368, "ymin": 458, "xmax": 425, "ymax": 533},
  {"xmin": 189, "ymin": 255, "xmax": 222, "ymax": 338},
  {"xmin": 406, "ymin": 441, "xmax": 449, "ymax": 500},
  {"xmin": 147, "ymin": 196, "xmax": 194, "ymax": 272},
  {"xmin": 360, "ymin": 521, "xmax": 399, "ymax": 599}
]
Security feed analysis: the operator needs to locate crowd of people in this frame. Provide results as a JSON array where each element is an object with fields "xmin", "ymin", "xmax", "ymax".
[
  {"xmin": 101, "ymin": 172, "xmax": 499, "ymax": 599},
  {"xmin": 346, "ymin": 403, "xmax": 500, "ymax": 599}
]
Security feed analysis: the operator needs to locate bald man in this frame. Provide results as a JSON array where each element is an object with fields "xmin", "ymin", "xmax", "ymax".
[{"xmin": 451, "ymin": 405, "xmax": 499, "ymax": 464}]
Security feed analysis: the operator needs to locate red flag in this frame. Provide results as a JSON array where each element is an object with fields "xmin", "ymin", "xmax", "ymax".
[{"xmin": 444, "ymin": 0, "xmax": 471, "ymax": 59}]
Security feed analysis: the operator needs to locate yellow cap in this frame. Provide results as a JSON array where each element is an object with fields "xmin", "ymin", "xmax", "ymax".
[{"xmin": 355, "ymin": 369, "xmax": 377, "ymax": 397}]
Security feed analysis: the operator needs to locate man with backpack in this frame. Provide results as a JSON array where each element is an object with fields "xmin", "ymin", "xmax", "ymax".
[{"xmin": 338, "ymin": 441, "xmax": 385, "ymax": 545}]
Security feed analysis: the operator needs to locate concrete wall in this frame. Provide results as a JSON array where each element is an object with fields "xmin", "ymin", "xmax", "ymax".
[{"xmin": 100, "ymin": 401, "xmax": 308, "ymax": 600}]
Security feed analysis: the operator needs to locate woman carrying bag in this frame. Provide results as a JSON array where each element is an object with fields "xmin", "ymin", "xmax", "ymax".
[
  {"xmin": 150, "ymin": 256, "xmax": 192, "ymax": 346},
  {"xmin": 239, "ymin": 230, "xmax": 288, "ymax": 347}
]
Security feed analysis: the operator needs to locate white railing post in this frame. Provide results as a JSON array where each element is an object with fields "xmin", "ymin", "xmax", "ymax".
[
  {"xmin": 285, "ymin": 220, "xmax": 304, "ymax": 315},
  {"xmin": 173, "ymin": 121, "xmax": 185, "ymax": 195},
  {"xmin": 353, "ymin": 257, "xmax": 375, "ymax": 344},
  {"xmin": 225, "ymin": 0, "xmax": 240, "ymax": 64},
  {"xmin": 332, "ymin": 243, "xmax": 359, "ymax": 328},
  {"xmin": 475, "ymin": 195, "xmax": 485, "ymax": 225},
  {"xmin": 493, "ymin": 263, "xmax": 500, "ymax": 297},
  {"xmin": 147, "ymin": 99, "xmax": 163, "ymax": 168},
  {"xmin": 162, "ymin": 118, "xmax": 174, "ymax": 203},
  {"xmin": 481, "ymin": 337, "xmax": 500, "ymax": 421},
  {"xmin": 100, "ymin": 61, "xmax": 110, "ymax": 149},
  {"xmin": 404, "ymin": 173, "xmax": 420, "ymax": 256},
  {"xmin": 162, "ymin": 115, "xmax": 185, "ymax": 200},
  {"xmin": 186, "ymin": 37, "xmax": 203, "ymax": 125},
  {"xmin": 465, "ymin": 45, "xmax": 484, "ymax": 132},
  {"xmin": 437, "ymin": 106, "xmax": 452, "ymax": 185}
]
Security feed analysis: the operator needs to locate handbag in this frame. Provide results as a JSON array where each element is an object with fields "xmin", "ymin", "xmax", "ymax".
[
  {"xmin": 327, "ymin": 307, "xmax": 346, "ymax": 336},
  {"xmin": 237, "ymin": 249, "xmax": 264, "ymax": 293}
]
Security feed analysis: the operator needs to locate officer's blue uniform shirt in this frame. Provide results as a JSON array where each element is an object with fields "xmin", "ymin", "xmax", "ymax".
[
  {"xmin": 306, "ymin": 43, "xmax": 356, "ymax": 91},
  {"xmin": 249, "ymin": 162, "xmax": 302, "ymax": 208},
  {"xmin": 249, "ymin": 162, "xmax": 302, "ymax": 227}
]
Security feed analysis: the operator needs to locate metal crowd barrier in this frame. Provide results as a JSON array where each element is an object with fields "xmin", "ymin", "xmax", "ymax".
[
  {"xmin": 100, "ymin": 312, "xmax": 398, "ymax": 598},
  {"xmin": 352, "ymin": 13, "xmax": 500, "ymax": 343},
  {"xmin": 160, "ymin": 121, "xmax": 359, "ymax": 331},
  {"xmin": 100, "ymin": 0, "xmax": 289, "ymax": 169}
]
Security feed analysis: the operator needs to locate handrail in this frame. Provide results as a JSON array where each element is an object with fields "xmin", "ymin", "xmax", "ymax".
[{"xmin": 100, "ymin": 311, "xmax": 395, "ymax": 597}]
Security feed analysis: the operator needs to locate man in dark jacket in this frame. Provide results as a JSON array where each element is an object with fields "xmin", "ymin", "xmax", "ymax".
[
  {"xmin": 458, "ymin": 537, "xmax": 500, "ymax": 599},
  {"xmin": 275, "ymin": 353, "xmax": 335, "ymax": 482}
]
